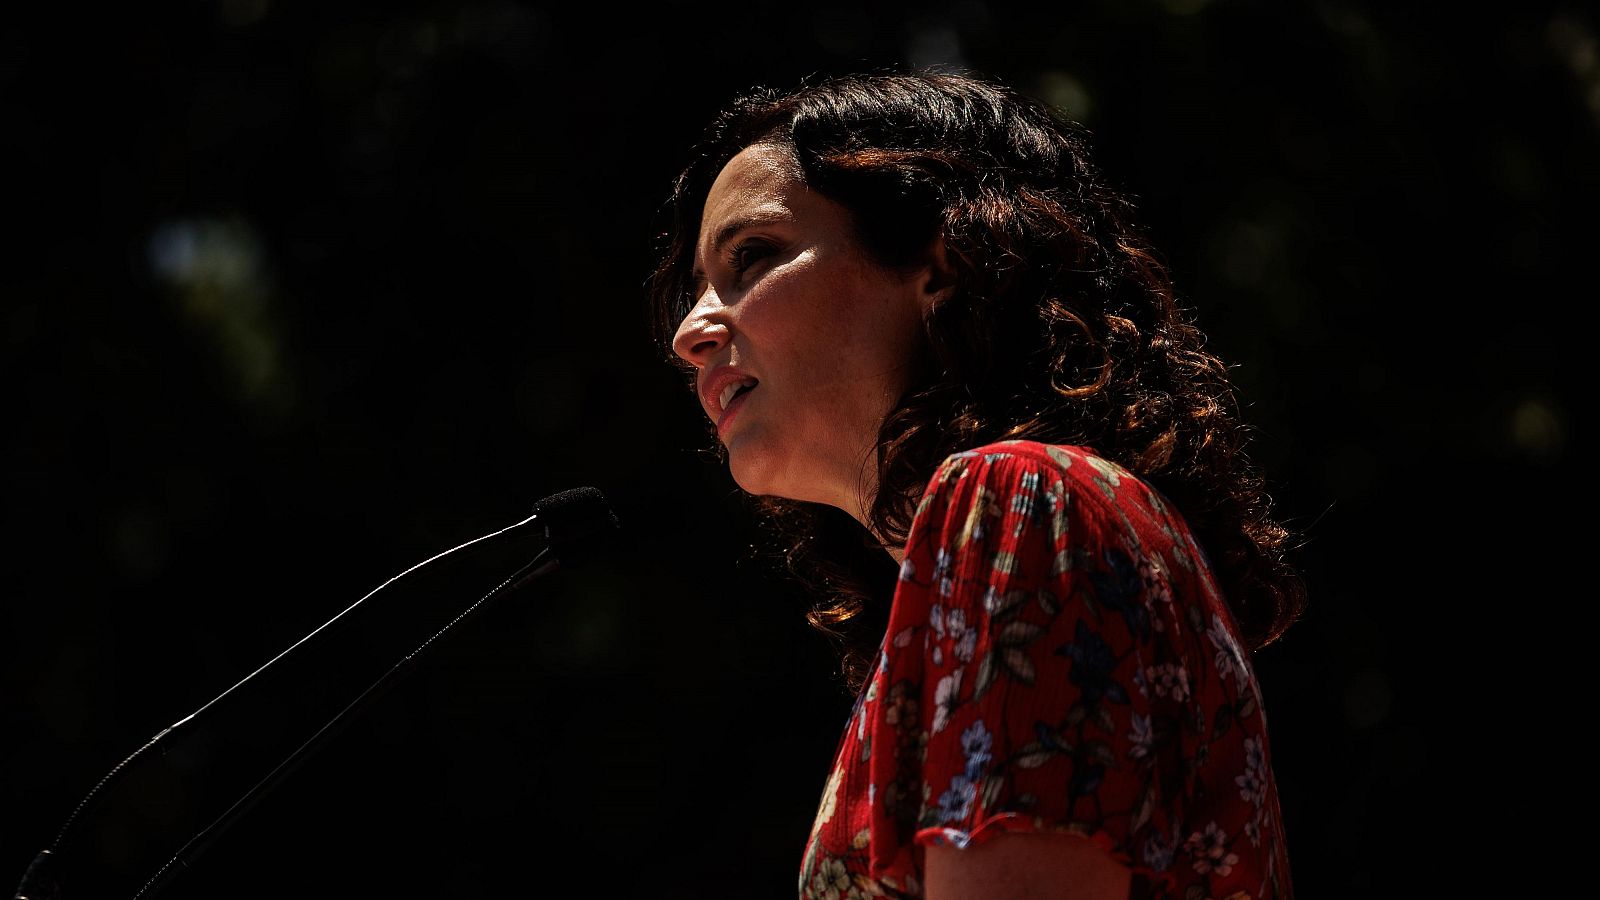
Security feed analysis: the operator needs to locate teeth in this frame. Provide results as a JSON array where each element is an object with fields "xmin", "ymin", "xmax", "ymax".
[{"xmin": 719, "ymin": 379, "xmax": 756, "ymax": 410}]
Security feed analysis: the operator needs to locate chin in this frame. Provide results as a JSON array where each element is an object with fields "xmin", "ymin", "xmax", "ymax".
[
  {"xmin": 727, "ymin": 454, "xmax": 775, "ymax": 498},
  {"xmin": 727, "ymin": 445, "xmax": 802, "ymax": 504}
]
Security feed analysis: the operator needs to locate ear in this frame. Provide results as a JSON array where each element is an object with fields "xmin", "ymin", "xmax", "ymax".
[{"xmin": 915, "ymin": 233, "xmax": 958, "ymax": 315}]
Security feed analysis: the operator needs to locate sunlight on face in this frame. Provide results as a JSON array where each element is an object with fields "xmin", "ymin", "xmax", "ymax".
[{"xmin": 671, "ymin": 143, "xmax": 940, "ymax": 527}]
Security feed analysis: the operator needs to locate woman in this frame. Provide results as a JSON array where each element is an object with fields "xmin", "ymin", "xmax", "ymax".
[{"xmin": 648, "ymin": 70, "xmax": 1305, "ymax": 900}]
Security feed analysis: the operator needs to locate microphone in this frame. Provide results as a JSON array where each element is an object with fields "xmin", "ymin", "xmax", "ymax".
[
  {"xmin": 529, "ymin": 486, "xmax": 623, "ymax": 567},
  {"xmin": 13, "ymin": 488, "xmax": 620, "ymax": 900}
]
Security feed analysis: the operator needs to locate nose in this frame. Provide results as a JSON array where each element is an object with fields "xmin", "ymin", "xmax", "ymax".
[{"xmin": 671, "ymin": 288, "xmax": 731, "ymax": 368}]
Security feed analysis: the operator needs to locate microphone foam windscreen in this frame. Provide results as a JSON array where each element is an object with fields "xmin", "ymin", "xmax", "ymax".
[{"xmin": 533, "ymin": 487, "xmax": 621, "ymax": 565}]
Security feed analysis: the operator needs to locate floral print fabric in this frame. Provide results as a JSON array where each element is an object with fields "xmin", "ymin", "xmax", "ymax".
[{"xmin": 798, "ymin": 440, "xmax": 1293, "ymax": 899}]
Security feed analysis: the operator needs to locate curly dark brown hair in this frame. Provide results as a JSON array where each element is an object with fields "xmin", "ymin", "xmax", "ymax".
[{"xmin": 646, "ymin": 69, "xmax": 1307, "ymax": 693}]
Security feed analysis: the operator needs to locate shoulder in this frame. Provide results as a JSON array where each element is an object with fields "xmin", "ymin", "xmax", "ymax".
[
  {"xmin": 920, "ymin": 440, "xmax": 1141, "ymax": 509},
  {"xmin": 931, "ymin": 439, "xmax": 1128, "ymax": 476},
  {"xmin": 909, "ymin": 439, "xmax": 1181, "ymax": 563}
]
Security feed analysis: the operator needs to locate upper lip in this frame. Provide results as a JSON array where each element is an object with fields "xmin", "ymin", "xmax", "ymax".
[{"xmin": 700, "ymin": 366, "xmax": 759, "ymax": 423}]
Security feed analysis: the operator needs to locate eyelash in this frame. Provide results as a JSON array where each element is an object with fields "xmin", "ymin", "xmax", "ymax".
[{"xmin": 726, "ymin": 240, "xmax": 774, "ymax": 278}]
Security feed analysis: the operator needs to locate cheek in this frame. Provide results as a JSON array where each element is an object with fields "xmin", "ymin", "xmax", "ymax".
[
  {"xmin": 805, "ymin": 266, "xmax": 911, "ymax": 339},
  {"xmin": 748, "ymin": 256, "xmax": 923, "ymax": 380}
]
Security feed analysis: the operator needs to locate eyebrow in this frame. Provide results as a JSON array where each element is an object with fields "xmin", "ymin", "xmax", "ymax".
[{"xmin": 689, "ymin": 211, "xmax": 792, "ymax": 285}]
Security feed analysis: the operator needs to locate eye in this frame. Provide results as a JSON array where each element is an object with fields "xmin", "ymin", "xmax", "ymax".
[{"xmin": 726, "ymin": 239, "xmax": 775, "ymax": 278}]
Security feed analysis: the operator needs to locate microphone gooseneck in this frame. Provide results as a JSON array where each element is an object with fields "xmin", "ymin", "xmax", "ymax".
[{"xmin": 14, "ymin": 488, "xmax": 620, "ymax": 900}]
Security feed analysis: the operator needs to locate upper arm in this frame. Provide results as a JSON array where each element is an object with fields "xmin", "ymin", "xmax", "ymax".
[
  {"xmin": 923, "ymin": 830, "xmax": 1132, "ymax": 900},
  {"xmin": 855, "ymin": 441, "xmax": 1283, "ymax": 898},
  {"xmin": 879, "ymin": 446, "xmax": 1162, "ymax": 885}
]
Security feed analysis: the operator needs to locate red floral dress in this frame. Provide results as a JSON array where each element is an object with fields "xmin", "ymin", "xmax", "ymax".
[{"xmin": 798, "ymin": 440, "xmax": 1293, "ymax": 899}]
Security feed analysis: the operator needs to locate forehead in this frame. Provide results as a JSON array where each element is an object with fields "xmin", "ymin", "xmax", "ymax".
[{"xmin": 697, "ymin": 143, "xmax": 801, "ymax": 248}]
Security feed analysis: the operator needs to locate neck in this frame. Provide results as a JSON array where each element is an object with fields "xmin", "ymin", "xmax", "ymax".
[{"xmin": 849, "ymin": 505, "xmax": 903, "ymax": 566}]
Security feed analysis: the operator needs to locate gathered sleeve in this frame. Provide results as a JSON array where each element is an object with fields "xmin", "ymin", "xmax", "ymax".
[{"xmin": 862, "ymin": 443, "xmax": 1195, "ymax": 890}]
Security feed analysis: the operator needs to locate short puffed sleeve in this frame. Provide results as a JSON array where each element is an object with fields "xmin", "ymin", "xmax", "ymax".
[{"xmin": 861, "ymin": 441, "xmax": 1213, "ymax": 894}]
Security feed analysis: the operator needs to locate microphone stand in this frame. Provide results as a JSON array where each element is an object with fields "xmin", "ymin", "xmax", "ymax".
[
  {"xmin": 127, "ymin": 546, "xmax": 561, "ymax": 900},
  {"xmin": 12, "ymin": 510, "xmax": 563, "ymax": 900}
]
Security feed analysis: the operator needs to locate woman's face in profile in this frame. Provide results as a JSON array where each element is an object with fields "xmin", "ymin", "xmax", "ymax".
[{"xmin": 672, "ymin": 143, "xmax": 942, "ymax": 523}]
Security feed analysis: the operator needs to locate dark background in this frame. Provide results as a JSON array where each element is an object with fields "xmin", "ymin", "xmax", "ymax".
[{"xmin": 4, "ymin": 1, "xmax": 1591, "ymax": 897}]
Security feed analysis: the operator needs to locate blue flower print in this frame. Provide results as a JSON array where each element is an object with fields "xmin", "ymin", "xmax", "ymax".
[
  {"xmin": 1056, "ymin": 619, "xmax": 1129, "ymax": 705},
  {"xmin": 960, "ymin": 719, "xmax": 994, "ymax": 780},
  {"xmin": 1142, "ymin": 825, "xmax": 1176, "ymax": 873},
  {"xmin": 935, "ymin": 773, "xmax": 977, "ymax": 824},
  {"xmin": 1090, "ymin": 547, "xmax": 1152, "ymax": 640}
]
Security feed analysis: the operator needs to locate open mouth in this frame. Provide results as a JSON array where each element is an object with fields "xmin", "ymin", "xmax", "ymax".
[
  {"xmin": 718, "ymin": 383, "xmax": 756, "ymax": 429},
  {"xmin": 717, "ymin": 379, "xmax": 758, "ymax": 415}
]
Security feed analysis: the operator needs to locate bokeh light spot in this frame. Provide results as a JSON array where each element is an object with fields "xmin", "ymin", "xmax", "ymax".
[
  {"xmin": 1509, "ymin": 397, "xmax": 1565, "ymax": 465},
  {"xmin": 1035, "ymin": 70, "xmax": 1094, "ymax": 124},
  {"xmin": 218, "ymin": 0, "xmax": 269, "ymax": 28},
  {"xmin": 146, "ymin": 215, "xmax": 295, "ymax": 422}
]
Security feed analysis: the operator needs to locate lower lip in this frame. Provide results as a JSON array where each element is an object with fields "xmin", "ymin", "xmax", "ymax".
[{"xmin": 717, "ymin": 387, "xmax": 754, "ymax": 434}]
